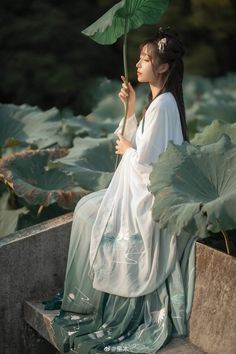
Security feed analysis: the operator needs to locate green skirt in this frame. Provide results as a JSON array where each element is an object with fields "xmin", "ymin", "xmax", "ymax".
[{"xmin": 52, "ymin": 190, "xmax": 196, "ymax": 353}]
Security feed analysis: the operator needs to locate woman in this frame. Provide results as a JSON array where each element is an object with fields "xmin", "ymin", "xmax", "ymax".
[{"xmin": 51, "ymin": 28, "xmax": 196, "ymax": 353}]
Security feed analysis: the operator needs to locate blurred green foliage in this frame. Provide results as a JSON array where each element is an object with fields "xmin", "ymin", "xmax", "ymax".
[{"xmin": 0, "ymin": 0, "xmax": 236, "ymax": 114}]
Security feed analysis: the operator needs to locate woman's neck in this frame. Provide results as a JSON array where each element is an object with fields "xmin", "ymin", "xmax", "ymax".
[{"xmin": 149, "ymin": 81, "xmax": 165, "ymax": 99}]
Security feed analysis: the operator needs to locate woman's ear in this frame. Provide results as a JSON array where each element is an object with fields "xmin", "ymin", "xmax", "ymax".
[{"xmin": 158, "ymin": 63, "xmax": 169, "ymax": 74}]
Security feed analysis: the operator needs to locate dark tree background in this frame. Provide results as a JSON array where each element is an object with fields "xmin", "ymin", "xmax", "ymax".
[{"xmin": 0, "ymin": 0, "xmax": 235, "ymax": 114}]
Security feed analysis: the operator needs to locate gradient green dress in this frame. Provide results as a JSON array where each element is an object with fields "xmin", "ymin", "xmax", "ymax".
[{"xmin": 52, "ymin": 93, "xmax": 196, "ymax": 353}]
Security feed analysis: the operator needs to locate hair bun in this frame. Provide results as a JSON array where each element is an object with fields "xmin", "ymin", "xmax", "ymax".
[
  {"xmin": 157, "ymin": 27, "xmax": 178, "ymax": 40},
  {"xmin": 157, "ymin": 27, "xmax": 185, "ymax": 57}
]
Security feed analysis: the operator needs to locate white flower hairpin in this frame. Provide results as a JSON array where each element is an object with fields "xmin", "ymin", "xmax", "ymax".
[{"xmin": 157, "ymin": 37, "xmax": 167, "ymax": 53}]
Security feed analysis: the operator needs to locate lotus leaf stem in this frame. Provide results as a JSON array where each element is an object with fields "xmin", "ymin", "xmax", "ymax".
[
  {"xmin": 221, "ymin": 230, "xmax": 231, "ymax": 255},
  {"xmin": 37, "ymin": 205, "xmax": 44, "ymax": 216},
  {"xmin": 115, "ymin": 16, "xmax": 129, "ymax": 170},
  {"xmin": 121, "ymin": 16, "xmax": 129, "ymax": 135}
]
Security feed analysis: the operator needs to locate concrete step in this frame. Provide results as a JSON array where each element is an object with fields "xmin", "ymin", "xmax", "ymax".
[
  {"xmin": 24, "ymin": 300, "xmax": 207, "ymax": 354},
  {"xmin": 24, "ymin": 300, "xmax": 60, "ymax": 350}
]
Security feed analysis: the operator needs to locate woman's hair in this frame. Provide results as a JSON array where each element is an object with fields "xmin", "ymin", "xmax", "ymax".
[{"xmin": 140, "ymin": 27, "xmax": 188, "ymax": 141}]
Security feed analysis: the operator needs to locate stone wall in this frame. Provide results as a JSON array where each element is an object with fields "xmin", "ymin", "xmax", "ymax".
[
  {"xmin": 0, "ymin": 213, "xmax": 73, "ymax": 354},
  {"xmin": 189, "ymin": 243, "xmax": 236, "ymax": 354}
]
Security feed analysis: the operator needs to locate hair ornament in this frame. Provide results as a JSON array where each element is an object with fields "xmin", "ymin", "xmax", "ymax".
[{"xmin": 157, "ymin": 37, "xmax": 167, "ymax": 53}]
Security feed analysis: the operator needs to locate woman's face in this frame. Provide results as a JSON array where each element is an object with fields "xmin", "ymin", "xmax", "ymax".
[{"xmin": 136, "ymin": 44, "xmax": 158, "ymax": 84}]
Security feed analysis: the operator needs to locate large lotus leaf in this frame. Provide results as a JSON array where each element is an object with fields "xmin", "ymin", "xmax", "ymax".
[
  {"xmin": 0, "ymin": 104, "xmax": 28, "ymax": 149},
  {"xmin": 91, "ymin": 94, "xmax": 123, "ymax": 121},
  {"xmin": 20, "ymin": 106, "xmax": 62, "ymax": 148},
  {"xmin": 48, "ymin": 136, "xmax": 115, "ymax": 191},
  {"xmin": 61, "ymin": 115, "xmax": 114, "ymax": 139},
  {"xmin": 82, "ymin": 0, "xmax": 169, "ymax": 45},
  {"xmin": 0, "ymin": 149, "xmax": 88, "ymax": 209},
  {"xmin": 0, "ymin": 192, "xmax": 29, "ymax": 238},
  {"xmin": 0, "ymin": 103, "xmax": 62, "ymax": 151},
  {"xmin": 191, "ymin": 120, "xmax": 236, "ymax": 145},
  {"xmin": 149, "ymin": 135, "xmax": 236, "ymax": 238}
]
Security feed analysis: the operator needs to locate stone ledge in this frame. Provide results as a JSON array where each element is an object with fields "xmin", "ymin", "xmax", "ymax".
[
  {"xmin": 0, "ymin": 211, "xmax": 73, "ymax": 247},
  {"xmin": 158, "ymin": 338, "xmax": 207, "ymax": 354},
  {"xmin": 24, "ymin": 301, "xmax": 206, "ymax": 354},
  {"xmin": 24, "ymin": 301, "xmax": 59, "ymax": 350},
  {"xmin": 0, "ymin": 213, "xmax": 73, "ymax": 354}
]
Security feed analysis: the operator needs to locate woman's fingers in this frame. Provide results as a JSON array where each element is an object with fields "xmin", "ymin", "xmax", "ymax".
[
  {"xmin": 117, "ymin": 133, "xmax": 123, "ymax": 140},
  {"xmin": 115, "ymin": 133, "xmax": 132, "ymax": 155},
  {"xmin": 128, "ymin": 82, "xmax": 135, "ymax": 93},
  {"xmin": 119, "ymin": 76, "xmax": 136, "ymax": 117},
  {"xmin": 116, "ymin": 134, "xmax": 123, "ymax": 152},
  {"xmin": 116, "ymin": 135, "xmax": 122, "ymax": 144},
  {"xmin": 120, "ymin": 87, "xmax": 129, "ymax": 96}
]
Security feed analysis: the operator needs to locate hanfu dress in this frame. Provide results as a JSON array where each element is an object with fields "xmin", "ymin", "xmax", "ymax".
[{"xmin": 51, "ymin": 92, "xmax": 196, "ymax": 353}]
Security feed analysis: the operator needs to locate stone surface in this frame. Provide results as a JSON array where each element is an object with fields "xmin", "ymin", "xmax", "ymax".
[
  {"xmin": 0, "ymin": 212, "xmax": 73, "ymax": 354},
  {"xmin": 158, "ymin": 338, "xmax": 206, "ymax": 354},
  {"xmin": 189, "ymin": 244, "xmax": 236, "ymax": 354},
  {"xmin": 24, "ymin": 301, "xmax": 59, "ymax": 349},
  {"xmin": 24, "ymin": 301, "xmax": 206, "ymax": 354}
]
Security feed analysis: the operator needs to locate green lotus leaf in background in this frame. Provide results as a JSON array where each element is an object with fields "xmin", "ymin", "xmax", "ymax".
[
  {"xmin": 183, "ymin": 75, "xmax": 213, "ymax": 110},
  {"xmin": 61, "ymin": 114, "xmax": 117, "ymax": 139},
  {"xmin": 149, "ymin": 135, "xmax": 236, "ymax": 241},
  {"xmin": 20, "ymin": 106, "xmax": 62, "ymax": 149},
  {"xmin": 0, "ymin": 104, "xmax": 62, "ymax": 154},
  {"xmin": 192, "ymin": 92, "xmax": 236, "ymax": 127},
  {"xmin": 82, "ymin": 0, "xmax": 169, "ymax": 45},
  {"xmin": 48, "ymin": 136, "xmax": 115, "ymax": 191},
  {"xmin": 212, "ymin": 73, "xmax": 236, "ymax": 100},
  {"xmin": 0, "ymin": 191, "xmax": 29, "ymax": 238},
  {"xmin": 0, "ymin": 104, "xmax": 28, "ymax": 151},
  {"xmin": 191, "ymin": 120, "xmax": 236, "ymax": 145},
  {"xmin": 183, "ymin": 75, "xmax": 236, "ymax": 138},
  {"xmin": 0, "ymin": 148, "xmax": 88, "ymax": 209}
]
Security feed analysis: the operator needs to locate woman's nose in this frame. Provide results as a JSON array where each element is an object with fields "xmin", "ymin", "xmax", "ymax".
[{"xmin": 136, "ymin": 60, "xmax": 141, "ymax": 68}]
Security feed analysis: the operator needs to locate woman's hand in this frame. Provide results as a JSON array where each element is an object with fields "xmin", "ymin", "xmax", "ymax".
[
  {"xmin": 115, "ymin": 133, "xmax": 133, "ymax": 155},
  {"xmin": 118, "ymin": 75, "xmax": 136, "ymax": 118}
]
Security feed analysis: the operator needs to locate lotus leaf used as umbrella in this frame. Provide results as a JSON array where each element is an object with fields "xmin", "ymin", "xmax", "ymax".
[
  {"xmin": 191, "ymin": 120, "xmax": 236, "ymax": 145},
  {"xmin": 0, "ymin": 149, "xmax": 88, "ymax": 209},
  {"xmin": 48, "ymin": 136, "xmax": 115, "ymax": 191},
  {"xmin": 82, "ymin": 0, "xmax": 169, "ymax": 45},
  {"xmin": 82, "ymin": 0, "xmax": 169, "ymax": 140},
  {"xmin": 149, "ymin": 135, "xmax": 236, "ymax": 241}
]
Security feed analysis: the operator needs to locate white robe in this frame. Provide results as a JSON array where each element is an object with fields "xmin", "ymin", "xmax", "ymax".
[{"xmin": 90, "ymin": 92, "xmax": 184, "ymax": 297}]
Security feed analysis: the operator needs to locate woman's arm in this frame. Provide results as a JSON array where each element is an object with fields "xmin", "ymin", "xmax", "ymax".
[{"xmin": 114, "ymin": 114, "xmax": 138, "ymax": 146}]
